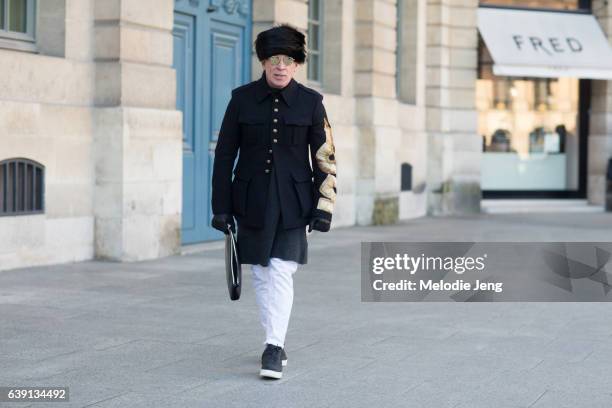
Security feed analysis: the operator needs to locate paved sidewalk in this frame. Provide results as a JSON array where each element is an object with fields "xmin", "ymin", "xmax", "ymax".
[{"xmin": 2, "ymin": 212, "xmax": 612, "ymax": 407}]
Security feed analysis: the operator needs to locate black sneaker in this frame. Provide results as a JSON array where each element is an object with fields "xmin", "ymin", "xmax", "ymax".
[
  {"xmin": 260, "ymin": 344, "xmax": 283, "ymax": 379},
  {"xmin": 281, "ymin": 348, "xmax": 287, "ymax": 367}
]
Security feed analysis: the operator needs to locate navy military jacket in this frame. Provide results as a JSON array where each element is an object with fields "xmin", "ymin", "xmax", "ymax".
[{"xmin": 211, "ymin": 71, "xmax": 337, "ymax": 230}]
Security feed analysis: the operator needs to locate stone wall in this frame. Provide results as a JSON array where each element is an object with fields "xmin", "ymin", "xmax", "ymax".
[
  {"xmin": 425, "ymin": 0, "xmax": 481, "ymax": 215},
  {"xmin": 252, "ymin": 0, "xmax": 429, "ymax": 227},
  {"xmin": 0, "ymin": 1, "xmax": 96, "ymax": 270},
  {"xmin": 0, "ymin": 0, "xmax": 182, "ymax": 271},
  {"xmin": 92, "ymin": 0, "xmax": 182, "ymax": 261}
]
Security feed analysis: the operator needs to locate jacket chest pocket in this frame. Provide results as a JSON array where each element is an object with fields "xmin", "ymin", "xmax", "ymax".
[
  {"xmin": 239, "ymin": 116, "xmax": 266, "ymax": 147},
  {"xmin": 283, "ymin": 116, "xmax": 311, "ymax": 145}
]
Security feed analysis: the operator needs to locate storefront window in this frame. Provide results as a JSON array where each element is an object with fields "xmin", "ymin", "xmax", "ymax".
[
  {"xmin": 477, "ymin": 34, "xmax": 581, "ymax": 192},
  {"xmin": 479, "ymin": 0, "xmax": 585, "ymax": 10},
  {"xmin": 476, "ymin": 0, "xmax": 589, "ymax": 194}
]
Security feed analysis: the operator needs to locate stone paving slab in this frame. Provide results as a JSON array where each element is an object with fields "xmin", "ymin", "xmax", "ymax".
[{"xmin": 1, "ymin": 212, "xmax": 612, "ymax": 407}]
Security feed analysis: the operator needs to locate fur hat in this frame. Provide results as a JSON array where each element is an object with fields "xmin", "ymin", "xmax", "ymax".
[{"xmin": 254, "ymin": 23, "xmax": 306, "ymax": 64}]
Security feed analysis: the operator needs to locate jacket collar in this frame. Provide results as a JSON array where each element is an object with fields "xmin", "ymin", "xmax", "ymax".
[{"xmin": 254, "ymin": 71, "xmax": 299, "ymax": 107}]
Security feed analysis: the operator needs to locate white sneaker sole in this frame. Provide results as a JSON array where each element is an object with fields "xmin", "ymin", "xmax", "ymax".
[{"xmin": 260, "ymin": 368, "xmax": 283, "ymax": 379}]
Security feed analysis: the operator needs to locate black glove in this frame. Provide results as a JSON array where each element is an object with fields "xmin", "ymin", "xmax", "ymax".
[
  {"xmin": 211, "ymin": 213, "xmax": 235, "ymax": 234},
  {"xmin": 308, "ymin": 217, "xmax": 331, "ymax": 233}
]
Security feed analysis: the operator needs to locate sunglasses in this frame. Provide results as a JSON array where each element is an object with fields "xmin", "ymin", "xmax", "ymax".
[{"xmin": 268, "ymin": 55, "xmax": 295, "ymax": 66}]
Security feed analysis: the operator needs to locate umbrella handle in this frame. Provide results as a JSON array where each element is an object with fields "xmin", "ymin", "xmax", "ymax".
[{"xmin": 227, "ymin": 226, "xmax": 239, "ymax": 286}]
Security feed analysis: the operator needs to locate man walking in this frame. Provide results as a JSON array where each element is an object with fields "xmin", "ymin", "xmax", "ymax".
[{"xmin": 210, "ymin": 23, "xmax": 337, "ymax": 379}]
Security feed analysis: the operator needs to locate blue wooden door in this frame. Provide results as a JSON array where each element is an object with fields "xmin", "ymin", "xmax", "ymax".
[{"xmin": 173, "ymin": 0, "xmax": 251, "ymax": 244}]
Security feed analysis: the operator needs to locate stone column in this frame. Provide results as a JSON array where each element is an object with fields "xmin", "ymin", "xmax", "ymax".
[
  {"xmin": 354, "ymin": 0, "xmax": 401, "ymax": 225},
  {"xmin": 589, "ymin": 0, "xmax": 612, "ymax": 205},
  {"xmin": 425, "ymin": 0, "xmax": 480, "ymax": 215},
  {"xmin": 92, "ymin": 0, "xmax": 183, "ymax": 261}
]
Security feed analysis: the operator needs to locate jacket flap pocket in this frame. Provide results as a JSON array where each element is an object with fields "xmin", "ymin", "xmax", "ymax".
[
  {"xmin": 233, "ymin": 169, "xmax": 253, "ymax": 181},
  {"xmin": 238, "ymin": 115, "xmax": 266, "ymax": 125},
  {"xmin": 291, "ymin": 169, "xmax": 313, "ymax": 183},
  {"xmin": 284, "ymin": 116, "xmax": 312, "ymax": 126}
]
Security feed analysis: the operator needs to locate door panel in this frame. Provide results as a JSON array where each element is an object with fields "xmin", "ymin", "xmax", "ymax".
[
  {"xmin": 173, "ymin": 13, "xmax": 196, "ymax": 233},
  {"xmin": 174, "ymin": 0, "xmax": 251, "ymax": 244},
  {"xmin": 206, "ymin": 24, "xmax": 246, "ymax": 231}
]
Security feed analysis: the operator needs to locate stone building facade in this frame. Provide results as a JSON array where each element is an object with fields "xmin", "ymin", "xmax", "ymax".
[
  {"xmin": 0, "ymin": 0, "xmax": 607, "ymax": 271},
  {"xmin": 1, "ymin": 0, "xmax": 182, "ymax": 270}
]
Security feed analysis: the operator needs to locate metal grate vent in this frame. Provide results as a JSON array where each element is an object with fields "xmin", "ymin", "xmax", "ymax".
[{"xmin": 0, "ymin": 158, "xmax": 45, "ymax": 216}]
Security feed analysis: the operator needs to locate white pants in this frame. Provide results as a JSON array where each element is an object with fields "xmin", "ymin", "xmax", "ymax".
[{"xmin": 251, "ymin": 257, "xmax": 298, "ymax": 348}]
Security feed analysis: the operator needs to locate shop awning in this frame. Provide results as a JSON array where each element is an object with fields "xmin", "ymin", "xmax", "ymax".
[{"xmin": 477, "ymin": 7, "xmax": 612, "ymax": 79}]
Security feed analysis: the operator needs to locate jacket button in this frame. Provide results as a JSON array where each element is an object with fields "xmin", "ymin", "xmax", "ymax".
[
  {"xmin": 273, "ymin": 118, "xmax": 278, "ymax": 123},
  {"xmin": 268, "ymin": 149, "xmax": 273, "ymax": 153},
  {"xmin": 273, "ymin": 138, "xmax": 278, "ymax": 143},
  {"xmin": 274, "ymin": 108, "xmax": 278, "ymax": 112},
  {"xmin": 272, "ymin": 128, "xmax": 277, "ymax": 133},
  {"xmin": 266, "ymin": 159, "xmax": 271, "ymax": 164},
  {"xmin": 274, "ymin": 98, "xmax": 279, "ymax": 102},
  {"xmin": 265, "ymin": 169, "xmax": 270, "ymax": 173}
]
